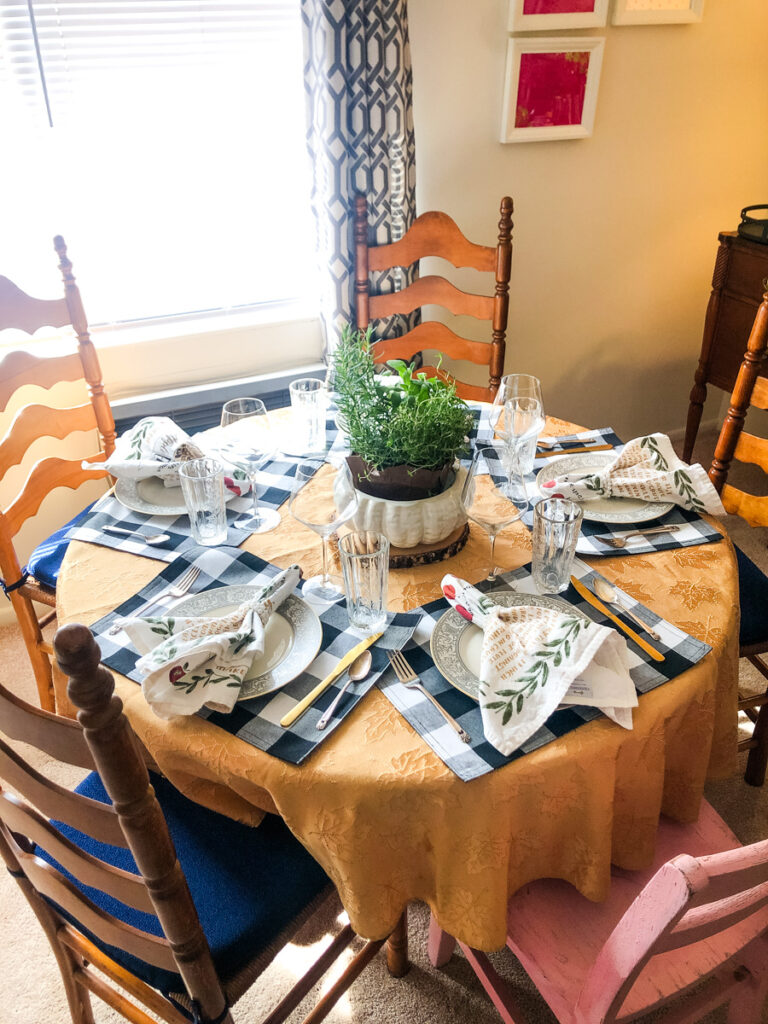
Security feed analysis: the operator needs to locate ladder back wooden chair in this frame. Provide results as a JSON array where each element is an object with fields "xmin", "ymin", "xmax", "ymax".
[
  {"xmin": 354, "ymin": 195, "xmax": 513, "ymax": 402},
  {"xmin": 0, "ymin": 623, "xmax": 390, "ymax": 1024},
  {"xmin": 428, "ymin": 800, "xmax": 768, "ymax": 1024},
  {"xmin": 708, "ymin": 288, "xmax": 768, "ymax": 786},
  {"xmin": 0, "ymin": 236, "xmax": 116, "ymax": 712}
]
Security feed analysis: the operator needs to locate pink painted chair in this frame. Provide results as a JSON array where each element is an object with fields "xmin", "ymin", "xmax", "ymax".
[{"xmin": 428, "ymin": 800, "xmax": 768, "ymax": 1023}]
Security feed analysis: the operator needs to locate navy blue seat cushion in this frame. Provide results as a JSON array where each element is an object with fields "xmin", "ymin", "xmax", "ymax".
[
  {"xmin": 37, "ymin": 772, "xmax": 329, "ymax": 996},
  {"xmin": 24, "ymin": 503, "xmax": 95, "ymax": 589},
  {"xmin": 736, "ymin": 546, "xmax": 768, "ymax": 649}
]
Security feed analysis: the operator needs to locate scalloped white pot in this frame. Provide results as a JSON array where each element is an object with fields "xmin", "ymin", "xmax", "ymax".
[{"xmin": 336, "ymin": 467, "xmax": 468, "ymax": 548}]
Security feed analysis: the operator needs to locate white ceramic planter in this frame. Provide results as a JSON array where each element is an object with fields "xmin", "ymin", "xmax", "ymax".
[{"xmin": 337, "ymin": 466, "xmax": 468, "ymax": 549}]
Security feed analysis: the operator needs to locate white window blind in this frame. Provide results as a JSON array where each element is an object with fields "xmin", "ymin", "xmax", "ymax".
[{"xmin": 0, "ymin": 1, "xmax": 316, "ymax": 327}]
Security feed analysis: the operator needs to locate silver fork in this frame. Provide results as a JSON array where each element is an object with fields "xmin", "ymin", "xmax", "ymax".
[
  {"xmin": 594, "ymin": 525, "xmax": 680, "ymax": 549},
  {"xmin": 387, "ymin": 649, "xmax": 471, "ymax": 744},
  {"xmin": 108, "ymin": 565, "xmax": 201, "ymax": 634}
]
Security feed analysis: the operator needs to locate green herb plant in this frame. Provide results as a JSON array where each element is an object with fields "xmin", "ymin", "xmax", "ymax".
[{"xmin": 332, "ymin": 326, "xmax": 474, "ymax": 472}]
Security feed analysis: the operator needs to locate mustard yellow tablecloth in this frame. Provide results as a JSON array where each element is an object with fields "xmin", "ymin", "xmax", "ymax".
[{"xmin": 56, "ymin": 414, "xmax": 739, "ymax": 952}]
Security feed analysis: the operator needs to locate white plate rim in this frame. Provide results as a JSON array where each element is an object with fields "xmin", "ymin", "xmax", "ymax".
[
  {"xmin": 535, "ymin": 452, "xmax": 674, "ymax": 524},
  {"xmin": 169, "ymin": 585, "xmax": 322, "ymax": 700},
  {"xmin": 430, "ymin": 590, "xmax": 591, "ymax": 701},
  {"xmin": 114, "ymin": 475, "xmax": 237, "ymax": 517}
]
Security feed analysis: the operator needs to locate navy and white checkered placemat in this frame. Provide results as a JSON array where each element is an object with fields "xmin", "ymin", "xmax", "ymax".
[
  {"xmin": 378, "ymin": 557, "xmax": 712, "ymax": 782},
  {"xmin": 89, "ymin": 544, "xmax": 419, "ymax": 765}
]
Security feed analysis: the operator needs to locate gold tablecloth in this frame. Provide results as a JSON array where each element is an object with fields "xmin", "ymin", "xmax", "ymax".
[{"xmin": 56, "ymin": 415, "xmax": 739, "ymax": 951}]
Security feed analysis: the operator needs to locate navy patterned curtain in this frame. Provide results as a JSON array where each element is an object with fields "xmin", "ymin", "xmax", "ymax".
[{"xmin": 301, "ymin": 0, "xmax": 417, "ymax": 353}]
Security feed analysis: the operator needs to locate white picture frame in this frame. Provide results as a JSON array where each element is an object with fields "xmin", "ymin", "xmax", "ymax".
[
  {"xmin": 612, "ymin": 0, "xmax": 704, "ymax": 25},
  {"xmin": 509, "ymin": 0, "xmax": 608, "ymax": 31},
  {"xmin": 500, "ymin": 37, "xmax": 605, "ymax": 144}
]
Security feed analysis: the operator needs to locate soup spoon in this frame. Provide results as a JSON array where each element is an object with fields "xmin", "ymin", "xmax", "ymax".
[
  {"xmin": 591, "ymin": 577, "xmax": 661, "ymax": 641},
  {"xmin": 316, "ymin": 649, "xmax": 373, "ymax": 730}
]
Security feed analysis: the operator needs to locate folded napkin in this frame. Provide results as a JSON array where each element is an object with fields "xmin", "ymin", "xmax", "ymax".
[
  {"xmin": 441, "ymin": 575, "xmax": 637, "ymax": 755},
  {"xmin": 84, "ymin": 416, "xmax": 248, "ymax": 495},
  {"xmin": 540, "ymin": 433, "xmax": 725, "ymax": 516},
  {"xmin": 122, "ymin": 565, "xmax": 301, "ymax": 719}
]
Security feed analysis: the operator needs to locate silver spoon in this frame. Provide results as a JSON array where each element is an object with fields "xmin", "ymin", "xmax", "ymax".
[
  {"xmin": 103, "ymin": 525, "xmax": 172, "ymax": 546},
  {"xmin": 316, "ymin": 649, "xmax": 373, "ymax": 730},
  {"xmin": 592, "ymin": 577, "xmax": 662, "ymax": 641}
]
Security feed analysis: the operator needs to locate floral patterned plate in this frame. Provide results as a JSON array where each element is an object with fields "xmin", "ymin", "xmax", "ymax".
[
  {"xmin": 170, "ymin": 585, "xmax": 322, "ymax": 701},
  {"xmin": 535, "ymin": 452, "xmax": 674, "ymax": 524},
  {"xmin": 430, "ymin": 590, "xmax": 591, "ymax": 700},
  {"xmin": 114, "ymin": 476, "xmax": 239, "ymax": 517}
]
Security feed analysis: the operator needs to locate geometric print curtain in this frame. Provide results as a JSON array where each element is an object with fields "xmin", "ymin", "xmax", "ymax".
[{"xmin": 301, "ymin": 0, "xmax": 417, "ymax": 354}]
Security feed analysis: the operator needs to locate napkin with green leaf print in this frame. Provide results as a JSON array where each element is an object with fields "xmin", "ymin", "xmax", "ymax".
[
  {"xmin": 441, "ymin": 575, "xmax": 637, "ymax": 756},
  {"xmin": 123, "ymin": 565, "xmax": 301, "ymax": 720},
  {"xmin": 540, "ymin": 433, "xmax": 725, "ymax": 516}
]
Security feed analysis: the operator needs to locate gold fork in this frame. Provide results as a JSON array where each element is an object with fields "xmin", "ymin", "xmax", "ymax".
[
  {"xmin": 387, "ymin": 650, "xmax": 472, "ymax": 744},
  {"xmin": 108, "ymin": 564, "xmax": 201, "ymax": 634}
]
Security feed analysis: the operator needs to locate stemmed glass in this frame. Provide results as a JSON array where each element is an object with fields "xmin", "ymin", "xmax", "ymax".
[
  {"xmin": 289, "ymin": 460, "xmax": 359, "ymax": 601},
  {"xmin": 461, "ymin": 445, "xmax": 527, "ymax": 581},
  {"xmin": 489, "ymin": 374, "xmax": 545, "ymax": 500},
  {"xmin": 219, "ymin": 397, "xmax": 280, "ymax": 533}
]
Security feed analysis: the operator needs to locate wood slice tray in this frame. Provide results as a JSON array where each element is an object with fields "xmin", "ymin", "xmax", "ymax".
[{"xmin": 388, "ymin": 522, "xmax": 470, "ymax": 569}]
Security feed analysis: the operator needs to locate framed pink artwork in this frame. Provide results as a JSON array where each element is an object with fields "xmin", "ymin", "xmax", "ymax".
[
  {"xmin": 509, "ymin": 0, "xmax": 608, "ymax": 31},
  {"xmin": 500, "ymin": 37, "xmax": 605, "ymax": 143},
  {"xmin": 612, "ymin": 0, "xmax": 704, "ymax": 24}
]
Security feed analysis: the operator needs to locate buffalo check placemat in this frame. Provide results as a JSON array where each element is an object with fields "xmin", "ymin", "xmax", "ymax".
[
  {"xmin": 89, "ymin": 544, "xmax": 419, "ymax": 765},
  {"xmin": 377, "ymin": 556, "xmax": 712, "ymax": 782}
]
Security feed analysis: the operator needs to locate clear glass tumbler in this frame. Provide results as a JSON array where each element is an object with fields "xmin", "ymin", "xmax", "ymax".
[
  {"xmin": 339, "ymin": 532, "xmax": 390, "ymax": 634},
  {"xmin": 532, "ymin": 498, "xmax": 583, "ymax": 594},
  {"xmin": 179, "ymin": 458, "xmax": 228, "ymax": 546},
  {"xmin": 289, "ymin": 377, "xmax": 327, "ymax": 454}
]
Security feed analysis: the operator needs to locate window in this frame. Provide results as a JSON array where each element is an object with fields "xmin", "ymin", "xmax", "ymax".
[{"xmin": 0, "ymin": 1, "xmax": 317, "ymax": 328}]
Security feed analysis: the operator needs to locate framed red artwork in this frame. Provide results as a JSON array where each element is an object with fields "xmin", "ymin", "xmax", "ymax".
[
  {"xmin": 500, "ymin": 37, "xmax": 605, "ymax": 143},
  {"xmin": 509, "ymin": 0, "xmax": 608, "ymax": 31}
]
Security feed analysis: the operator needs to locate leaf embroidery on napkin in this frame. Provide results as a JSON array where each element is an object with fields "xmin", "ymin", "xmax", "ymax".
[
  {"xmin": 480, "ymin": 616, "xmax": 590, "ymax": 725},
  {"xmin": 640, "ymin": 435, "xmax": 669, "ymax": 471},
  {"xmin": 673, "ymin": 469, "xmax": 706, "ymax": 514}
]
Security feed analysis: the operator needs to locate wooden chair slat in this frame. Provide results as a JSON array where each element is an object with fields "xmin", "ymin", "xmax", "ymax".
[
  {"xmin": 732, "ymin": 431, "xmax": 768, "ymax": 476},
  {"xmin": 17, "ymin": 849, "xmax": 178, "ymax": 971},
  {"xmin": 367, "ymin": 211, "xmax": 496, "ymax": 273},
  {"xmin": 0, "ymin": 402, "xmax": 100, "ymax": 475},
  {"xmin": 660, "ymin": 887, "xmax": 768, "ymax": 952},
  {"xmin": 4, "ymin": 454, "xmax": 109, "ymax": 537},
  {"xmin": 0, "ymin": 740, "xmax": 125, "ymax": 846},
  {"xmin": 0, "ymin": 349, "xmax": 83, "ymax": 412},
  {"xmin": 752, "ymin": 374, "xmax": 768, "ymax": 410},
  {"xmin": 0, "ymin": 276, "xmax": 70, "ymax": 335},
  {"xmin": 372, "ymin": 323, "xmax": 492, "ymax": 367},
  {"xmin": 1, "ymin": 793, "xmax": 153, "ymax": 913},
  {"xmin": 18, "ymin": 579, "xmax": 57, "ymax": 607},
  {"xmin": 369, "ymin": 276, "xmax": 494, "ymax": 321},
  {"xmin": 0, "ymin": 680, "xmax": 93, "ymax": 768},
  {"xmin": 721, "ymin": 483, "xmax": 768, "ymax": 529},
  {"xmin": 414, "ymin": 369, "xmax": 494, "ymax": 404}
]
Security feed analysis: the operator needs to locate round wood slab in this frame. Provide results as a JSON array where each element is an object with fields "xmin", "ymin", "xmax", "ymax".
[{"xmin": 388, "ymin": 522, "xmax": 470, "ymax": 568}]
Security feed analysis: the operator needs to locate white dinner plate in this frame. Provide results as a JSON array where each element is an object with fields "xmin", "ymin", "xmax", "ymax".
[
  {"xmin": 114, "ymin": 476, "xmax": 237, "ymax": 517},
  {"xmin": 535, "ymin": 452, "xmax": 674, "ymax": 524},
  {"xmin": 170, "ymin": 585, "xmax": 322, "ymax": 700},
  {"xmin": 430, "ymin": 591, "xmax": 591, "ymax": 701}
]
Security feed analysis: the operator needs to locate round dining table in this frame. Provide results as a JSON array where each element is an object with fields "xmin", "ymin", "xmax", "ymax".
[{"xmin": 56, "ymin": 412, "xmax": 740, "ymax": 954}]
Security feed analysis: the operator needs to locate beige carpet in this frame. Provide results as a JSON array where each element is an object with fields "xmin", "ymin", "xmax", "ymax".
[{"xmin": 1, "ymin": 430, "xmax": 767, "ymax": 1024}]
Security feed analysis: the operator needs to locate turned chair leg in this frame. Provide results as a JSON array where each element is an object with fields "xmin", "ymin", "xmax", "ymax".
[
  {"xmin": 386, "ymin": 908, "xmax": 410, "ymax": 977},
  {"xmin": 745, "ymin": 702, "xmax": 768, "ymax": 787},
  {"xmin": 427, "ymin": 913, "xmax": 457, "ymax": 968}
]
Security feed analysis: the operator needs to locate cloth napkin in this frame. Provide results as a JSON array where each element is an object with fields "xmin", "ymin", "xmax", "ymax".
[
  {"xmin": 122, "ymin": 564, "xmax": 301, "ymax": 719},
  {"xmin": 540, "ymin": 433, "xmax": 725, "ymax": 516},
  {"xmin": 84, "ymin": 416, "xmax": 248, "ymax": 495},
  {"xmin": 440, "ymin": 575, "xmax": 637, "ymax": 755}
]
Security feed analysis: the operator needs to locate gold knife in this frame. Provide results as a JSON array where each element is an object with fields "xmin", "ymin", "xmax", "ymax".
[
  {"xmin": 537, "ymin": 444, "xmax": 613, "ymax": 457},
  {"xmin": 279, "ymin": 632, "xmax": 384, "ymax": 728},
  {"xmin": 569, "ymin": 576, "xmax": 665, "ymax": 663}
]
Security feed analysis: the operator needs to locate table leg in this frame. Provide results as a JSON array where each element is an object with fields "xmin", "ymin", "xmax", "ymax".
[{"xmin": 386, "ymin": 908, "xmax": 410, "ymax": 977}]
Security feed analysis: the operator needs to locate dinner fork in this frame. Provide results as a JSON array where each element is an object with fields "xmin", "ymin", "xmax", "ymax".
[
  {"xmin": 108, "ymin": 564, "xmax": 201, "ymax": 634},
  {"xmin": 593, "ymin": 525, "xmax": 680, "ymax": 549},
  {"xmin": 387, "ymin": 650, "xmax": 471, "ymax": 744}
]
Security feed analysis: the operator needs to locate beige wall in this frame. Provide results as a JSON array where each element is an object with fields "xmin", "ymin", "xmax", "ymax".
[{"xmin": 408, "ymin": 0, "xmax": 768, "ymax": 437}]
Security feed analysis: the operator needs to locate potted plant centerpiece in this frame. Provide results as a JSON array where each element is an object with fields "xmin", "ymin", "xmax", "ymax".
[{"xmin": 332, "ymin": 327, "xmax": 475, "ymax": 551}]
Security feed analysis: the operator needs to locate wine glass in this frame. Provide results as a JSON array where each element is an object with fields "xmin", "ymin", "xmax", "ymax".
[
  {"xmin": 489, "ymin": 374, "xmax": 545, "ymax": 499},
  {"xmin": 289, "ymin": 460, "xmax": 359, "ymax": 601},
  {"xmin": 461, "ymin": 445, "xmax": 527, "ymax": 581},
  {"xmin": 219, "ymin": 397, "xmax": 281, "ymax": 533}
]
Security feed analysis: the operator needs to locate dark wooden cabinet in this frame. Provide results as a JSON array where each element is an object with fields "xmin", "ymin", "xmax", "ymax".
[{"xmin": 684, "ymin": 231, "xmax": 768, "ymax": 461}]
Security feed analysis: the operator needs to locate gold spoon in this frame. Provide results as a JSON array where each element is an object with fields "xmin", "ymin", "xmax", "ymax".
[
  {"xmin": 316, "ymin": 649, "xmax": 373, "ymax": 730},
  {"xmin": 591, "ymin": 577, "xmax": 662, "ymax": 641}
]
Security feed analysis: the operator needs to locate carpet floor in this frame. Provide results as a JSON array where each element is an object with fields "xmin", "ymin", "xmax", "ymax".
[{"xmin": 1, "ymin": 430, "xmax": 767, "ymax": 1024}]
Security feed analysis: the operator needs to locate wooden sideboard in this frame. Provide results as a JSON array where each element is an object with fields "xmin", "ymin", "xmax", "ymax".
[{"xmin": 684, "ymin": 231, "xmax": 768, "ymax": 462}]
